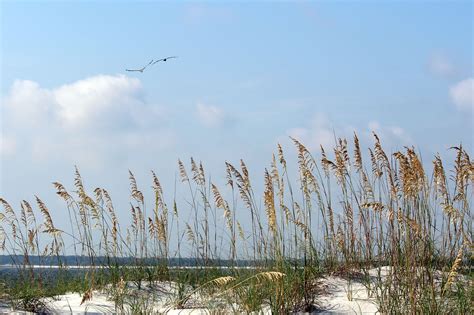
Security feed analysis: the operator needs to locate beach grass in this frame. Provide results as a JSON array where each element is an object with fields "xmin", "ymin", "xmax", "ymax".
[{"xmin": 0, "ymin": 133, "xmax": 472, "ymax": 314}]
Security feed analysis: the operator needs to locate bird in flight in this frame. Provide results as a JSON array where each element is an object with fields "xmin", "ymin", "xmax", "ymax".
[
  {"xmin": 152, "ymin": 56, "xmax": 178, "ymax": 65},
  {"xmin": 125, "ymin": 59, "xmax": 154, "ymax": 73}
]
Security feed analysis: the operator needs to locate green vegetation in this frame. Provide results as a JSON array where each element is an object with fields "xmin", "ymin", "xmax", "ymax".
[{"xmin": 0, "ymin": 133, "xmax": 472, "ymax": 314}]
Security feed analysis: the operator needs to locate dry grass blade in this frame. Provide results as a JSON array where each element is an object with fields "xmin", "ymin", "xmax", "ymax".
[
  {"xmin": 320, "ymin": 145, "xmax": 331, "ymax": 177},
  {"xmin": 22, "ymin": 201, "xmax": 35, "ymax": 224},
  {"xmin": 131, "ymin": 205, "xmax": 138, "ymax": 233},
  {"xmin": 157, "ymin": 217, "xmax": 167, "ymax": 243},
  {"xmin": 209, "ymin": 276, "xmax": 236, "ymax": 287},
  {"xmin": 237, "ymin": 221, "xmax": 245, "ymax": 240},
  {"xmin": 369, "ymin": 148, "xmax": 382, "ymax": 178},
  {"xmin": 227, "ymin": 162, "xmax": 252, "ymax": 209},
  {"xmin": 292, "ymin": 219, "xmax": 310, "ymax": 235},
  {"xmin": 255, "ymin": 271, "xmax": 286, "ymax": 282},
  {"xmin": 353, "ymin": 133, "xmax": 363, "ymax": 172},
  {"xmin": 175, "ymin": 275, "xmax": 237, "ymax": 308},
  {"xmin": 240, "ymin": 159, "xmax": 250, "ymax": 189},
  {"xmin": 211, "ymin": 184, "xmax": 232, "ymax": 231},
  {"xmin": 102, "ymin": 189, "xmax": 118, "ymax": 246},
  {"xmin": 35, "ymin": 196, "xmax": 55, "ymax": 232},
  {"xmin": 433, "ymin": 154, "xmax": 449, "ymax": 202},
  {"xmin": 178, "ymin": 159, "xmax": 189, "ymax": 182},
  {"xmin": 211, "ymin": 184, "xmax": 225, "ymax": 209},
  {"xmin": 225, "ymin": 162, "xmax": 234, "ymax": 187},
  {"xmin": 443, "ymin": 244, "xmax": 464, "ymax": 295},
  {"xmin": 80, "ymin": 288, "xmax": 93, "ymax": 305},
  {"xmin": 361, "ymin": 202, "xmax": 385, "ymax": 211},
  {"xmin": 333, "ymin": 137, "xmax": 350, "ymax": 183},
  {"xmin": 190, "ymin": 158, "xmax": 205, "ymax": 185},
  {"xmin": 20, "ymin": 204, "xmax": 27, "ymax": 228},
  {"xmin": 27, "ymin": 229, "xmax": 36, "ymax": 250},
  {"xmin": 0, "ymin": 198, "xmax": 15, "ymax": 220},
  {"xmin": 216, "ymin": 271, "xmax": 286, "ymax": 299},
  {"xmin": 129, "ymin": 170, "xmax": 144, "ymax": 203},
  {"xmin": 277, "ymin": 143, "xmax": 287, "ymax": 168},
  {"xmin": 264, "ymin": 169, "xmax": 277, "ymax": 233},
  {"xmin": 148, "ymin": 217, "xmax": 155, "ymax": 237},
  {"xmin": 151, "ymin": 170, "xmax": 163, "ymax": 197},
  {"xmin": 74, "ymin": 166, "xmax": 85, "ymax": 194},
  {"xmin": 53, "ymin": 182, "xmax": 72, "ymax": 202},
  {"xmin": 185, "ymin": 223, "xmax": 195, "ymax": 242}
]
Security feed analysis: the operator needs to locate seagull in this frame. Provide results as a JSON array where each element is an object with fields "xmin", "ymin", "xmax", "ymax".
[
  {"xmin": 151, "ymin": 56, "xmax": 178, "ymax": 65},
  {"xmin": 125, "ymin": 59, "xmax": 154, "ymax": 73}
]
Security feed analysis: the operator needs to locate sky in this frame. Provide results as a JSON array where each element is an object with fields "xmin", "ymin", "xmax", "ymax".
[{"xmin": 0, "ymin": 1, "xmax": 473, "ymax": 239}]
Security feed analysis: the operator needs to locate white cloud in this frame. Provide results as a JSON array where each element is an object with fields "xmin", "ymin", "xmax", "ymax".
[
  {"xmin": 367, "ymin": 121, "xmax": 381, "ymax": 132},
  {"xmin": 4, "ymin": 75, "xmax": 147, "ymax": 132},
  {"xmin": 196, "ymin": 103, "xmax": 224, "ymax": 127},
  {"xmin": 286, "ymin": 114, "xmax": 336, "ymax": 150},
  {"xmin": 427, "ymin": 53, "xmax": 455, "ymax": 77},
  {"xmin": 450, "ymin": 78, "xmax": 473, "ymax": 111},
  {"xmin": 1, "ymin": 74, "xmax": 173, "ymax": 169},
  {"xmin": 283, "ymin": 114, "xmax": 412, "ymax": 153},
  {"xmin": 367, "ymin": 120, "xmax": 412, "ymax": 146},
  {"xmin": 54, "ymin": 74, "xmax": 143, "ymax": 129},
  {"xmin": 4, "ymin": 80, "xmax": 54, "ymax": 127}
]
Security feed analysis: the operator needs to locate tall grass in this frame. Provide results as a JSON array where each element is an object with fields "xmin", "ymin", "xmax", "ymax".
[{"xmin": 0, "ymin": 133, "xmax": 472, "ymax": 313}]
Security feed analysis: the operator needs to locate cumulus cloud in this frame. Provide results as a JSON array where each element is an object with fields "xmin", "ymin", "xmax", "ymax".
[
  {"xmin": 286, "ymin": 114, "xmax": 335, "ymax": 150},
  {"xmin": 450, "ymin": 78, "xmax": 473, "ymax": 111},
  {"xmin": 4, "ymin": 80, "xmax": 54, "ymax": 127},
  {"xmin": 196, "ymin": 103, "xmax": 224, "ymax": 127},
  {"xmin": 54, "ymin": 75, "xmax": 143, "ymax": 130},
  {"xmin": 283, "ymin": 114, "xmax": 412, "ymax": 153},
  {"xmin": 367, "ymin": 121, "xmax": 412, "ymax": 146},
  {"xmin": 1, "ymin": 74, "xmax": 173, "ymax": 168},
  {"xmin": 4, "ymin": 75, "xmax": 149, "ymax": 131},
  {"xmin": 427, "ymin": 53, "xmax": 456, "ymax": 77}
]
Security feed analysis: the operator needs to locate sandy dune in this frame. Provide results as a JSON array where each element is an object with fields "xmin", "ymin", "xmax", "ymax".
[{"xmin": 0, "ymin": 268, "xmax": 392, "ymax": 314}]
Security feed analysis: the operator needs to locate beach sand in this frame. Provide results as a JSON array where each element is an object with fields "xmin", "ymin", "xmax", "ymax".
[{"xmin": 0, "ymin": 268, "xmax": 391, "ymax": 314}]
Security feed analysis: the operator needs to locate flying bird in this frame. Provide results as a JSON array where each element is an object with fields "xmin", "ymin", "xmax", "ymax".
[
  {"xmin": 125, "ymin": 59, "xmax": 154, "ymax": 73},
  {"xmin": 152, "ymin": 56, "xmax": 178, "ymax": 65}
]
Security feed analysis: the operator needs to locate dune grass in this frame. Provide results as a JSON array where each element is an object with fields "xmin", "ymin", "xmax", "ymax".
[{"xmin": 0, "ymin": 133, "xmax": 472, "ymax": 314}]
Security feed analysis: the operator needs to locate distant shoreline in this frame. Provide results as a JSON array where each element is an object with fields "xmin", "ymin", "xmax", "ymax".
[{"xmin": 0, "ymin": 264, "xmax": 258, "ymax": 270}]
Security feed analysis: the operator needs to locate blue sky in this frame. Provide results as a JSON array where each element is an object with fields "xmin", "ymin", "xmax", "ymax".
[{"xmin": 1, "ymin": 1, "xmax": 473, "ymax": 232}]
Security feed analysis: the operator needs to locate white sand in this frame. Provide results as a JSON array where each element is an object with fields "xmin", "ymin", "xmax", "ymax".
[
  {"xmin": 317, "ymin": 276, "xmax": 378, "ymax": 314},
  {"xmin": 0, "ymin": 268, "xmax": 390, "ymax": 314}
]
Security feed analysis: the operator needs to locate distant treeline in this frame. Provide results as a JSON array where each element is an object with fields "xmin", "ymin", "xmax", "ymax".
[{"xmin": 0, "ymin": 255, "xmax": 282, "ymax": 267}]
